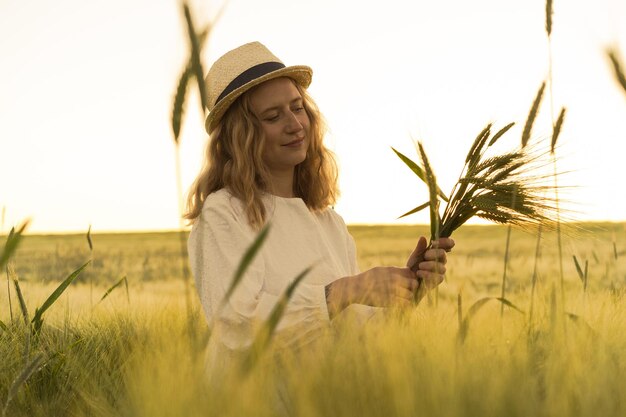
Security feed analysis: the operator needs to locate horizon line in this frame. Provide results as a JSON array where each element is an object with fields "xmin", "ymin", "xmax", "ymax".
[{"xmin": 3, "ymin": 219, "xmax": 625, "ymax": 236}]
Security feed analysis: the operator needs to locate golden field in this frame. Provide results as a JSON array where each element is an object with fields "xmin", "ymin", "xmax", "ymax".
[{"xmin": 1, "ymin": 223, "xmax": 625, "ymax": 417}]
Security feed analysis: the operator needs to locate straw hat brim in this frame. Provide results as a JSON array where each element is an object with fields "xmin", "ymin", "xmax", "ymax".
[{"xmin": 205, "ymin": 65, "xmax": 313, "ymax": 134}]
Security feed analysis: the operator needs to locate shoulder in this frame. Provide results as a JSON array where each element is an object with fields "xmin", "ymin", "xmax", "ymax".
[
  {"xmin": 203, "ymin": 188, "xmax": 241, "ymax": 212},
  {"xmin": 316, "ymin": 206, "xmax": 350, "ymax": 231},
  {"xmin": 201, "ymin": 188, "xmax": 247, "ymax": 224}
]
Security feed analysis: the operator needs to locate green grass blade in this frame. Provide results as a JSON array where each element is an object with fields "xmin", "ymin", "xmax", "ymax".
[
  {"xmin": 241, "ymin": 266, "xmax": 312, "ymax": 374},
  {"xmin": 417, "ymin": 142, "xmax": 440, "ymax": 241},
  {"xmin": 391, "ymin": 147, "xmax": 449, "ymax": 202},
  {"xmin": 458, "ymin": 297, "xmax": 491, "ymax": 344},
  {"xmin": 495, "ymin": 297, "xmax": 524, "ymax": 314},
  {"xmin": 0, "ymin": 220, "xmax": 29, "ymax": 270},
  {"xmin": 522, "ymin": 82, "xmax": 546, "ymax": 148},
  {"xmin": 172, "ymin": 67, "xmax": 192, "ymax": 143},
  {"xmin": 124, "ymin": 276, "xmax": 130, "ymax": 304},
  {"xmin": 607, "ymin": 48, "xmax": 626, "ymax": 95},
  {"xmin": 572, "ymin": 255, "xmax": 584, "ymax": 283},
  {"xmin": 31, "ymin": 261, "xmax": 90, "ymax": 333},
  {"xmin": 392, "ymin": 146, "xmax": 427, "ymax": 182},
  {"xmin": 97, "ymin": 276, "xmax": 127, "ymax": 304},
  {"xmin": 86, "ymin": 224, "xmax": 93, "ymax": 251},
  {"xmin": 0, "ymin": 319, "xmax": 7, "ymax": 332},
  {"xmin": 12, "ymin": 279, "xmax": 29, "ymax": 326},
  {"xmin": 458, "ymin": 297, "xmax": 524, "ymax": 344},
  {"xmin": 183, "ymin": 2, "xmax": 208, "ymax": 112},
  {"xmin": 172, "ymin": 14, "xmax": 217, "ymax": 144},
  {"xmin": 222, "ymin": 224, "xmax": 271, "ymax": 307},
  {"xmin": 2, "ymin": 353, "xmax": 45, "ymax": 417},
  {"xmin": 1, "ymin": 227, "xmax": 16, "ymax": 268},
  {"xmin": 397, "ymin": 201, "xmax": 430, "ymax": 219}
]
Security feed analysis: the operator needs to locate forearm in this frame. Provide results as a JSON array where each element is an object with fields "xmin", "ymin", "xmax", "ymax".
[{"xmin": 325, "ymin": 276, "xmax": 354, "ymax": 320}]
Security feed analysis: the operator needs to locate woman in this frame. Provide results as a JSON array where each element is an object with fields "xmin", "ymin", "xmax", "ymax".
[{"xmin": 185, "ymin": 42, "xmax": 454, "ymax": 365}]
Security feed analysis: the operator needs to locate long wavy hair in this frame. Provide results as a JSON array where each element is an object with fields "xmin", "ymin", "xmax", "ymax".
[{"xmin": 184, "ymin": 79, "xmax": 339, "ymax": 229}]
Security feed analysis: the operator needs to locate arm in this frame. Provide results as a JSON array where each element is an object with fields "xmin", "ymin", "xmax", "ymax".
[{"xmin": 324, "ymin": 236, "xmax": 456, "ymax": 317}]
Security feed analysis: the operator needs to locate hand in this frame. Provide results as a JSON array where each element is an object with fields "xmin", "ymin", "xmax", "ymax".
[
  {"xmin": 407, "ymin": 236, "xmax": 455, "ymax": 303},
  {"xmin": 326, "ymin": 266, "xmax": 419, "ymax": 318}
]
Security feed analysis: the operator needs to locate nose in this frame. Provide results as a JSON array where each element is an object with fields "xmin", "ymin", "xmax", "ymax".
[{"xmin": 285, "ymin": 110, "xmax": 304, "ymax": 133}]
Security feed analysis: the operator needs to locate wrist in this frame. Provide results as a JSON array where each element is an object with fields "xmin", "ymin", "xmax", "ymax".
[{"xmin": 325, "ymin": 276, "xmax": 353, "ymax": 319}]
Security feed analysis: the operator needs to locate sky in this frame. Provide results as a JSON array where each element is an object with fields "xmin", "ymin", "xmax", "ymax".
[{"xmin": 1, "ymin": 0, "xmax": 626, "ymax": 233}]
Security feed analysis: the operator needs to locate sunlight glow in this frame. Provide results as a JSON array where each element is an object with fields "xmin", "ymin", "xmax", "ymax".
[{"xmin": 1, "ymin": 0, "xmax": 625, "ymax": 233}]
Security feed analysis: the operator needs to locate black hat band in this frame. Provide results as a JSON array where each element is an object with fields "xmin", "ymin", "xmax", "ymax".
[{"xmin": 214, "ymin": 61, "xmax": 286, "ymax": 106}]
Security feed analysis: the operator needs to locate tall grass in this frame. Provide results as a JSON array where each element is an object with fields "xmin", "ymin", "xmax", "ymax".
[
  {"xmin": 500, "ymin": 79, "xmax": 546, "ymax": 317},
  {"xmin": 544, "ymin": 0, "xmax": 567, "ymax": 310},
  {"xmin": 1, "ymin": 220, "xmax": 92, "ymax": 416},
  {"xmin": 2, "ymin": 278, "xmax": 626, "ymax": 417},
  {"xmin": 87, "ymin": 224, "xmax": 93, "ymax": 307},
  {"xmin": 2, "ymin": 225, "xmax": 625, "ymax": 416},
  {"xmin": 171, "ymin": 1, "xmax": 208, "ymax": 330}
]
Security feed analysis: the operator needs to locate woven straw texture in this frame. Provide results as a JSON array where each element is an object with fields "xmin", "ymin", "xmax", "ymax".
[{"xmin": 204, "ymin": 42, "xmax": 312, "ymax": 133}]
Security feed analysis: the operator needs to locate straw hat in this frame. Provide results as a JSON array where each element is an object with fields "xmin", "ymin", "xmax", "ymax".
[{"xmin": 204, "ymin": 42, "xmax": 313, "ymax": 134}]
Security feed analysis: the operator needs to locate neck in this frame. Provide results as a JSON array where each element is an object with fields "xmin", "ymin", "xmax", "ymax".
[{"xmin": 268, "ymin": 168, "xmax": 296, "ymax": 198}]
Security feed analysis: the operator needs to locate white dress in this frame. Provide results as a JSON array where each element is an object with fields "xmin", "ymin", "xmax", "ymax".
[{"xmin": 187, "ymin": 188, "xmax": 377, "ymax": 373}]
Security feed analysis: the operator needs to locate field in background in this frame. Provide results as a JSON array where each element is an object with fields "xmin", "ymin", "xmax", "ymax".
[
  {"xmin": 6, "ymin": 223, "xmax": 624, "ymax": 306},
  {"xmin": 1, "ymin": 223, "xmax": 625, "ymax": 417}
]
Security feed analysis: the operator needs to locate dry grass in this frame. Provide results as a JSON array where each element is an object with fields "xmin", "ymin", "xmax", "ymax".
[{"xmin": 1, "ymin": 225, "xmax": 625, "ymax": 416}]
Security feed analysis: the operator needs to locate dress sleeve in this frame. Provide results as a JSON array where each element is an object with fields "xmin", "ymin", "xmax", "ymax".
[
  {"xmin": 330, "ymin": 208, "xmax": 360, "ymax": 275},
  {"xmin": 188, "ymin": 196, "xmax": 331, "ymax": 353},
  {"xmin": 346, "ymin": 229, "xmax": 360, "ymax": 275}
]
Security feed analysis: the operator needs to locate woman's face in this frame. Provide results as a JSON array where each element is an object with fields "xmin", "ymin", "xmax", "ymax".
[{"xmin": 249, "ymin": 77, "xmax": 310, "ymax": 175}]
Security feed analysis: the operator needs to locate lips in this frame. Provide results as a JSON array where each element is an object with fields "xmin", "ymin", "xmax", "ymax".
[{"xmin": 282, "ymin": 138, "xmax": 305, "ymax": 146}]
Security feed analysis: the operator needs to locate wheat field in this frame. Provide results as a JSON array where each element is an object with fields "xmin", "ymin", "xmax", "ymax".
[{"xmin": 1, "ymin": 223, "xmax": 625, "ymax": 417}]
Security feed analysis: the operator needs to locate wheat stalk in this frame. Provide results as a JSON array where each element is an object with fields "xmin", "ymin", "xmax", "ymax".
[
  {"xmin": 396, "ymin": 123, "xmax": 561, "ymax": 256},
  {"xmin": 607, "ymin": 47, "xmax": 626, "ymax": 95},
  {"xmin": 545, "ymin": 0, "xmax": 553, "ymax": 37},
  {"xmin": 2, "ymin": 353, "xmax": 45, "ymax": 417},
  {"xmin": 522, "ymin": 83, "xmax": 546, "ymax": 148}
]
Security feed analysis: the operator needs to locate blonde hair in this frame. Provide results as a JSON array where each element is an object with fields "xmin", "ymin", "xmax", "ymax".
[{"xmin": 184, "ymin": 80, "xmax": 339, "ymax": 229}]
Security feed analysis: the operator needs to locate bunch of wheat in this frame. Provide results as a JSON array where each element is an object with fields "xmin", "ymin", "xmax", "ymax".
[{"xmin": 394, "ymin": 122, "xmax": 560, "ymax": 247}]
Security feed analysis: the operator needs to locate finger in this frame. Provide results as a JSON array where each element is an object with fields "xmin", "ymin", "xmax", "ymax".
[
  {"xmin": 396, "ymin": 287, "xmax": 415, "ymax": 301},
  {"xmin": 407, "ymin": 236, "xmax": 428, "ymax": 271},
  {"xmin": 416, "ymin": 270, "xmax": 445, "ymax": 288},
  {"xmin": 397, "ymin": 276, "xmax": 420, "ymax": 292},
  {"xmin": 433, "ymin": 237, "xmax": 455, "ymax": 252},
  {"xmin": 418, "ymin": 261, "xmax": 447, "ymax": 274},
  {"xmin": 424, "ymin": 249, "xmax": 448, "ymax": 263}
]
